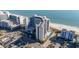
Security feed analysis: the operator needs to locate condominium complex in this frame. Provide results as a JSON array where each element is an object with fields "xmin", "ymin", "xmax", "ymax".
[
  {"xmin": 25, "ymin": 15, "xmax": 49, "ymax": 41},
  {"xmin": 0, "ymin": 19, "xmax": 18, "ymax": 30},
  {"xmin": 0, "ymin": 11, "xmax": 28, "ymax": 30},
  {"xmin": 0, "ymin": 11, "xmax": 50, "ymax": 42},
  {"xmin": 9, "ymin": 14, "xmax": 27, "ymax": 25},
  {"xmin": 0, "ymin": 11, "xmax": 78, "ymax": 48}
]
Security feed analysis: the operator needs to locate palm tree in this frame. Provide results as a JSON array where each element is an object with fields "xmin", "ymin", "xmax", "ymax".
[{"xmin": 54, "ymin": 29, "xmax": 61, "ymax": 38}]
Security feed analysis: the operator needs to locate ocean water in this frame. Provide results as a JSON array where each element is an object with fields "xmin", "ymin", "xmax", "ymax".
[{"xmin": 8, "ymin": 10, "xmax": 79, "ymax": 27}]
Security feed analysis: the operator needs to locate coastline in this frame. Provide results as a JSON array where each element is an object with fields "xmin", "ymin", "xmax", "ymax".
[
  {"xmin": 1, "ymin": 11, "xmax": 79, "ymax": 35},
  {"xmin": 49, "ymin": 22, "xmax": 79, "ymax": 35}
]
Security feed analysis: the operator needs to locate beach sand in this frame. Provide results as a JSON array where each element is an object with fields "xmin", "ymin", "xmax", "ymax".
[{"xmin": 49, "ymin": 22, "xmax": 79, "ymax": 35}]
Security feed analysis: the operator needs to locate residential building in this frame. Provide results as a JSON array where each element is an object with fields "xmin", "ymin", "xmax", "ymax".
[
  {"xmin": 0, "ymin": 11, "xmax": 8, "ymax": 20},
  {"xmin": 60, "ymin": 29, "xmax": 74, "ymax": 41},
  {"xmin": 0, "ymin": 19, "xmax": 19, "ymax": 30},
  {"xmin": 9, "ymin": 14, "xmax": 28, "ymax": 26},
  {"xmin": 25, "ymin": 15, "xmax": 49, "ymax": 41}
]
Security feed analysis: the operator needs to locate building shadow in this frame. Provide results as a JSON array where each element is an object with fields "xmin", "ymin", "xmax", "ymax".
[
  {"xmin": 8, "ymin": 33, "xmax": 38, "ymax": 48},
  {"xmin": 50, "ymin": 36, "xmax": 79, "ymax": 48},
  {"xmin": 50, "ymin": 36, "xmax": 64, "ymax": 45},
  {"xmin": 0, "ymin": 25, "xmax": 24, "ymax": 32}
]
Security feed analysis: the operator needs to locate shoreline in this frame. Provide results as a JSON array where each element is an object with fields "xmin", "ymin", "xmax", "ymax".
[
  {"xmin": 49, "ymin": 22, "xmax": 79, "ymax": 35},
  {"xmin": 1, "ymin": 11, "xmax": 79, "ymax": 35}
]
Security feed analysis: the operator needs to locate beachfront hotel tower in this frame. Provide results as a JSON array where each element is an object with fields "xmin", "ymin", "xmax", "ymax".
[
  {"xmin": 0, "ymin": 11, "xmax": 28, "ymax": 30},
  {"xmin": 25, "ymin": 15, "xmax": 49, "ymax": 41},
  {"xmin": 36, "ymin": 16, "xmax": 49, "ymax": 41}
]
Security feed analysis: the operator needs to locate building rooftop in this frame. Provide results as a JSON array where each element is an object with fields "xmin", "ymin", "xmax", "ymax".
[
  {"xmin": 0, "ymin": 19, "xmax": 19, "ymax": 28},
  {"xmin": 60, "ymin": 30, "xmax": 74, "ymax": 41}
]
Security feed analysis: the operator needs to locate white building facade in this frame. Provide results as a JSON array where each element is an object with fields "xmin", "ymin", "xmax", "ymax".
[
  {"xmin": 0, "ymin": 11, "xmax": 8, "ymax": 20},
  {"xmin": 26, "ymin": 15, "xmax": 49, "ymax": 41}
]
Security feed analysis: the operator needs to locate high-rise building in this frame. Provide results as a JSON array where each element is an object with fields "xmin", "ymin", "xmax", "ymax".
[
  {"xmin": 36, "ymin": 22, "xmax": 45, "ymax": 41},
  {"xmin": 35, "ymin": 16, "xmax": 49, "ymax": 41},
  {"xmin": 25, "ymin": 15, "xmax": 49, "ymax": 41},
  {"xmin": 9, "ymin": 14, "xmax": 20, "ymax": 24},
  {"xmin": 9, "ymin": 14, "xmax": 28, "ymax": 26},
  {"xmin": 17, "ymin": 16, "xmax": 27, "ymax": 25}
]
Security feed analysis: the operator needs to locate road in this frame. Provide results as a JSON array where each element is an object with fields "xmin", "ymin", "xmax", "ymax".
[{"xmin": 41, "ymin": 32, "xmax": 55, "ymax": 48}]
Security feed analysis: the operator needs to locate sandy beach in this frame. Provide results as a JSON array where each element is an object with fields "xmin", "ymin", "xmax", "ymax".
[{"xmin": 49, "ymin": 22, "xmax": 79, "ymax": 35}]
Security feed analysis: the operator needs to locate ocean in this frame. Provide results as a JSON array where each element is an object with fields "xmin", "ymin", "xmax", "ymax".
[{"xmin": 8, "ymin": 10, "xmax": 79, "ymax": 27}]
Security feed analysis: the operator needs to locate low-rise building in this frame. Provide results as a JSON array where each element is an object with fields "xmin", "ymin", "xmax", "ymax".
[
  {"xmin": 0, "ymin": 11, "xmax": 8, "ymax": 20},
  {"xmin": 0, "ymin": 19, "xmax": 19, "ymax": 30},
  {"xmin": 59, "ymin": 29, "xmax": 75, "ymax": 41}
]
